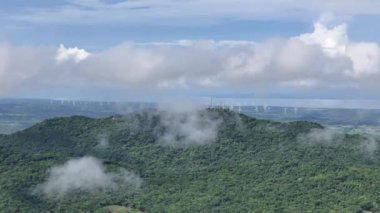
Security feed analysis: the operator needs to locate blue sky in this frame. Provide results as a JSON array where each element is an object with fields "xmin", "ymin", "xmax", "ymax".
[
  {"xmin": 1, "ymin": 19, "xmax": 312, "ymax": 50},
  {"xmin": 1, "ymin": 1, "xmax": 309, "ymax": 49},
  {"xmin": 1, "ymin": 0, "xmax": 380, "ymax": 48},
  {"xmin": 0, "ymin": 0, "xmax": 380, "ymax": 101}
]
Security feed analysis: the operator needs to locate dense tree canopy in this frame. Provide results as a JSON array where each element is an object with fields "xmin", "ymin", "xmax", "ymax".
[{"xmin": 1, "ymin": 109, "xmax": 380, "ymax": 212}]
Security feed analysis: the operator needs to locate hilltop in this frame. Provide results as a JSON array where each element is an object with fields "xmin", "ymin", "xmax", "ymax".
[{"xmin": 1, "ymin": 109, "xmax": 380, "ymax": 212}]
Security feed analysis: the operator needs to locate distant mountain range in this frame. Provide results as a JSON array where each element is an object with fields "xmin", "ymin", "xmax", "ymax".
[{"xmin": 0, "ymin": 98, "xmax": 379, "ymax": 134}]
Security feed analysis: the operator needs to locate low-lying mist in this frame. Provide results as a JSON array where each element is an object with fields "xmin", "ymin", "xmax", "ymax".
[
  {"xmin": 154, "ymin": 100, "xmax": 222, "ymax": 147},
  {"xmin": 32, "ymin": 156, "xmax": 142, "ymax": 200},
  {"xmin": 297, "ymin": 126, "xmax": 380, "ymax": 154}
]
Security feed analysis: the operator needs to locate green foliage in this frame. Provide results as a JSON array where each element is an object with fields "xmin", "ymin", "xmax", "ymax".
[{"xmin": 0, "ymin": 109, "xmax": 380, "ymax": 212}]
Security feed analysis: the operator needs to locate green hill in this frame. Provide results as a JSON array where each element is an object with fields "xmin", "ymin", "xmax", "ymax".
[{"xmin": 1, "ymin": 109, "xmax": 380, "ymax": 212}]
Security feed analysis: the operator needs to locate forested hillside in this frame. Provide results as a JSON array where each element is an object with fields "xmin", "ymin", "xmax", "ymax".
[{"xmin": 1, "ymin": 109, "xmax": 380, "ymax": 212}]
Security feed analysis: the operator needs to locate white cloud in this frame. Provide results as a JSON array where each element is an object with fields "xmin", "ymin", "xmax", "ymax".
[
  {"xmin": 0, "ymin": 19, "xmax": 379, "ymax": 98},
  {"xmin": 56, "ymin": 44, "xmax": 90, "ymax": 63},
  {"xmin": 295, "ymin": 18, "xmax": 380, "ymax": 80},
  {"xmin": 297, "ymin": 22, "xmax": 348, "ymax": 57},
  {"xmin": 0, "ymin": 42, "xmax": 56, "ymax": 95},
  {"xmin": 346, "ymin": 42, "xmax": 380, "ymax": 77},
  {"xmin": 33, "ymin": 156, "xmax": 142, "ymax": 199}
]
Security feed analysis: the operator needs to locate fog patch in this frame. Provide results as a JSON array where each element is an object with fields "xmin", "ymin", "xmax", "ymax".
[
  {"xmin": 297, "ymin": 127, "xmax": 345, "ymax": 144},
  {"xmin": 298, "ymin": 126, "xmax": 379, "ymax": 154},
  {"xmin": 155, "ymin": 99, "xmax": 222, "ymax": 148},
  {"xmin": 349, "ymin": 126, "xmax": 380, "ymax": 154},
  {"xmin": 32, "ymin": 156, "xmax": 142, "ymax": 199},
  {"xmin": 95, "ymin": 134, "xmax": 109, "ymax": 149},
  {"xmin": 263, "ymin": 123, "xmax": 286, "ymax": 134},
  {"xmin": 360, "ymin": 136, "xmax": 378, "ymax": 154}
]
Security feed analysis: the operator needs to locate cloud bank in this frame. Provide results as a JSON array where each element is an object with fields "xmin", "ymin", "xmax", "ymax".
[
  {"xmin": 33, "ymin": 156, "xmax": 142, "ymax": 199},
  {"xmin": 0, "ymin": 18, "xmax": 379, "ymax": 98}
]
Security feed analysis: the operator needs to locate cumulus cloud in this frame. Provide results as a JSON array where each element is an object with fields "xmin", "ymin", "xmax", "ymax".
[
  {"xmin": 56, "ymin": 44, "xmax": 90, "ymax": 63},
  {"xmin": 155, "ymin": 99, "xmax": 222, "ymax": 147},
  {"xmin": 68, "ymin": 21, "xmax": 378, "ymax": 92},
  {"xmin": 297, "ymin": 22, "xmax": 348, "ymax": 57},
  {"xmin": 297, "ymin": 20, "xmax": 380, "ymax": 78},
  {"xmin": 0, "ymin": 18, "xmax": 379, "ymax": 98},
  {"xmin": 346, "ymin": 42, "xmax": 380, "ymax": 77},
  {"xmin": 33, "ymin": 156, "xmax": 142, "ymax": 199}
]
